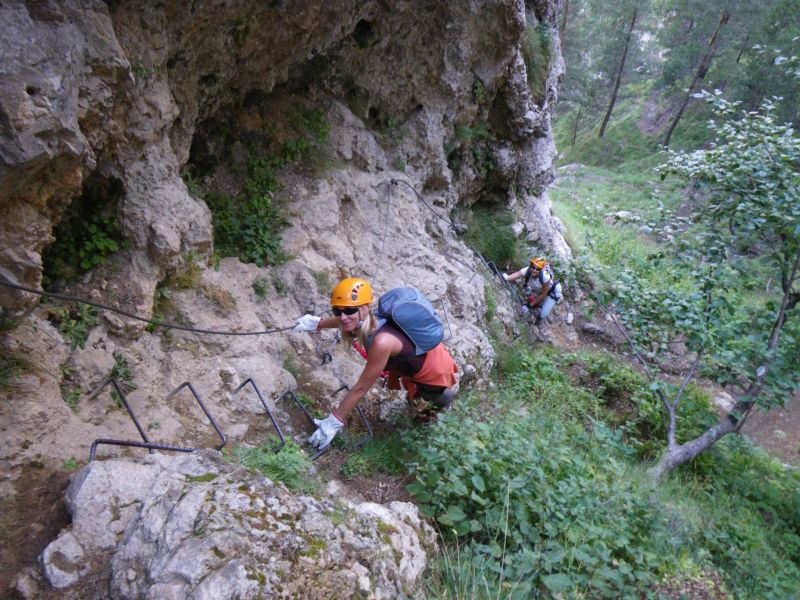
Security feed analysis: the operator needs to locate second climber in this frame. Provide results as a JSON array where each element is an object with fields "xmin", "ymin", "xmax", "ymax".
[{"xmin": 504, "ymin": 256, "xmax": 562, "ymax": 325}]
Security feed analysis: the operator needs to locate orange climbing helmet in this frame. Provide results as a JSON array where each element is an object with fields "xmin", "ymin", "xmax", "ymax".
[
  {"xmin": 530, "ymin": 256, "xmax": 546, "ymax": 270},
  {"xmin": 331, "ymin": 277, "xmax": 373, "ymax": 307}
]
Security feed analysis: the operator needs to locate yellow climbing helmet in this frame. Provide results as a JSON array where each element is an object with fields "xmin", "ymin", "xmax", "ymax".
[
  {"xmin": 330, "ymin": 277, "xmax": 373, "ymax": 307},
  {"xmin": 530, "ymin": 257, "xmax": 546, "ymax": 270}
]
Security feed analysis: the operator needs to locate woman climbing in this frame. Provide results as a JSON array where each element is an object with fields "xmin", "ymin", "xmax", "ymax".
[
  {"xmin": 504, "ymin": 256, "xmax": 562, "ymax": 325},
  {"xmin": 293, "ymin": 277, "xmax": 458, "ymax": 450}
]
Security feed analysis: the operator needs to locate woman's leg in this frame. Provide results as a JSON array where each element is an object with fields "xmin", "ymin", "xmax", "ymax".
[{"xmin": 535, "ymin": 296, "xmax": 556, "ymax": 324}]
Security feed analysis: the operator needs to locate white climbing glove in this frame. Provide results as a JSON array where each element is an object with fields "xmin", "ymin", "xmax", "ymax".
[
  {"xmin": 502, "ymin": 273, "xmax": 510, "ymax": 281},
  {"xmin": 293, "ymin": 314, "xmax": 321, "ymax": 333},
  {"xmin": 309, "ymin": 413, "xmax": 344, "ymax": 449}
]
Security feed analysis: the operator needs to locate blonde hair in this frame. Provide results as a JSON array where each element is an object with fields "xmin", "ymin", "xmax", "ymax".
[{"xmin": 341, "ymin": 306, "xmax": 380, "ymax": 349}]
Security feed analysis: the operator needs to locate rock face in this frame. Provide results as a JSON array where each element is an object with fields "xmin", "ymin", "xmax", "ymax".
[
  {"xmin": 1, "ymin": 0, "xmax": 566, "ymax": 596},
  {"xmin": 41, "ymin": 450, "xmax": 434, "ymax": 599}
]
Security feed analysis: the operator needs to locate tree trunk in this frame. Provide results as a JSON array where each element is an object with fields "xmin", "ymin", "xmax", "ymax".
[
  {"xmin": 650, "ymin": 246, "xmax": 800, "ymax": 481},
  {"xmin": 735, "ymin": 32, "xmax": 749, "ymax": 64},
  {"xmin": 599, "ymin": 8, "xmax": 638, "ymax": 138},
  {"xmin": 663, "ymin": 10, "xmax": 731, "ymax": 147},
  {"xmin": 571, "ymin": 104, "xmax": 582, "ymax": 147},
  {"xmin": 649, "ymin": 413, "xmax": 739, "ymax": 481}
]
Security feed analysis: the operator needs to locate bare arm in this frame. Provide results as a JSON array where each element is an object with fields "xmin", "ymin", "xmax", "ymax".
[
  {"xmin": 332, "ymin": 333, "xmax": 399, "ymax": 421},
  {"xmin": 530, "ymin": 280, "xmax": 552, "ymax": 307},
  {"xmin": 506, "ymin": 268, "xmax": 526, "ymax": 283},
  {"xmin": 316, "ymin": 316, "xmax": 340, "ymax": 329}
]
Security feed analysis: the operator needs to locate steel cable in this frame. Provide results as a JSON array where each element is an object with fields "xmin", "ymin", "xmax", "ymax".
[{"xmin": 0, "ymin": 277, "xmax": 296, "ymax": 336}]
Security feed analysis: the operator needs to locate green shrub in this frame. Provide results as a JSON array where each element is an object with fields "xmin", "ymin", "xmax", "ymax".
[
  {"xmin": 497, "ymin": 346, "xmax": 600, "ymax": 420},
  {"xmin": 235, "ymin": 439, "xmax": 316, "ymax": 492},
  {"xmin": 110, "ymin": 351, "xmax": 137, "ymax": 407},
  {"xmin": 445, "ymin": 121, "xmax": 494, "ymax": 174},
  {"xmin": 42, "ymin": 178, "xmax": 126, "ymax": 286},
  {"xmin": 0, "ymin": 349, "xmax": 31, "ymax": 395},
  {"xmin": 252, "ymin": 277, "xmax": 269, "ymax": 299},
  {"xmin": 203, "ymin": 105, "xmax": 329, "ymax": 267},
  {"xmin": 271, "ymin": 275, "xmax": 288, "ymax": 296},
  {"xmin": 405, "ymin": 412, "xmax": 669, "ymax": 598},
  {"xmin": 484, "ymin": 284, "xmax": 496, "ymax": 321},
  {"xmin": 47, "ymin": 304, "xmax": 98, "ymax": 349},
  {"xmin": 460, "ymin": 206, "xmax": 523, "ymax": 270}
]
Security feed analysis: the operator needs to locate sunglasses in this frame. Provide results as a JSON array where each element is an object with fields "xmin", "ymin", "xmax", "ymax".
[{"xmin": 332, "ymin": 306, "xmax": 360, "ymax": 317}]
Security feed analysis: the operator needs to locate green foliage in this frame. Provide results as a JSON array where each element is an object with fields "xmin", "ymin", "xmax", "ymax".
[
  {"xmin": 42, "ymin": 195, "xmax": 126, "ymax": 286},
  {"xmin": 405, "ymin": 410, "xmax": 670, "ymax": 597},
  {"xmin": 235, "ymin": 439, "xmax": 315, "ymax": 492},
  {"xmin": 656, "ymin": 93, "xmax": 800, "ymax": 406},
  {"xmin": 495, "ymin": 344, "xmax": 600, "ymax": 420},
  {"xmin": 483, "ymin": 284, "xmax": 496, "ymax": 321},
  {"xmin": 563, "ymin": 351, "xmax": 718, "ymax": 459},
  {"xmin": 0, "ymin": 349, "xmax": 31, "ymax": 396},
  {"xmin": 202, "ymin": 106, "xmax": 329, "ymax": 267},
  {"xmin": 282, "ymin": 357, "xmax": 301, "ymax": 381},
  {"xmin": 60, "ymin": 459, "xmax": 79, "ymax": 471},
  {"xmin": 271, "ymin": 275, "xmax": 288, "ymax": 296},
  {"xmin": 472, "ymin": 79, "xmax": 486, "ymax": 104},
  {"xmin": 445, "ymin": 121, "xmax": 494, "ymax": 175},
  {"xmin": 521, "ymin": 22, "xmax": 552, "ymax": 102},
  {"xmin": 460, "ymin": 206, "xmax": 523, "ymax": 270},
  {"xmin": 48, "ymin": 304, "xmax": 98, "ymax": 349},
  {"xmin": 409, "ymin": 346, "xmax": 799, "ymax": 597},
  {"xmin": 62, "ymin": 387, "xmax": 81, "ymax": 410},
  {"xmin": 110, "ymin": 351, "xmax": 137, "ymax": 407},
  {"xmin": 251, "ymin": 277, "xmax": 269, "ymax": 299}
]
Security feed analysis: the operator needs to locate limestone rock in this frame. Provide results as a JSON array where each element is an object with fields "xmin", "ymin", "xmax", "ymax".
[{"xmin": 41, "ymin": 451, "xmax": 435, "ymax": 599}]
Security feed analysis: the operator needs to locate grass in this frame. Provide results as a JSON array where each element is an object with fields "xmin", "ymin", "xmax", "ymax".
[
  {"xmin": 340, "ymin": 434, "xmax": 406, "ymax": 479},
  {"xmin": 234, "ymin": 439, "xmax": 316, "ymax": 492},
  {"xmin": 459, "ymin": 205, "xmax": 525, "ymax": 271},
  {"xmin": 0, "ymin": 349, "xmax": 32, "ymax": 395}
]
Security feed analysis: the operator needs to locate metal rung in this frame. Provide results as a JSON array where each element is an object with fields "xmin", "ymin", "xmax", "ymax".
[
  {"xmin": 233, "ymin": 378, "xmax": 285, "ymax": 453},
  {"xmin": 89, "ymin": 380, "xmax": 226, "ymax": 462}
]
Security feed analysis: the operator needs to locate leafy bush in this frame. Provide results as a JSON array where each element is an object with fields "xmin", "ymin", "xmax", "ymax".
[
  {"xmin": 251, "ymin": 277, "xmax": 269, "ymax": 299},
  {"xmin": 42, "ymin": 177, "xmax": 126, "ymax": 286},
  {"xmin": 48, "ymin": 304, "xmax": 98, "ymax": 349},
  {"xmin": 202, "ymin": 105, "xmax": 329, "ymax": 267},
  {"xmin": 460, "ymin": 206, "xmax": 523, "ymax": 270},
  {"xmin": 404, "ymin": 412, "xmax": 670, "ymax": 598},
  {"xmin": 0, "ymin": 349, "xmax": 31, "ymax": 395},
  {"xmin": 235, "ymin": 439, "xmax": 315, "ymax": 492},
  {"xmin": 445, "ymin": 121, "xmax": 494, "ymax": 174},
  {"xmin": 496, "ymin": 345, "xmax": 600, "ymax": 420}
]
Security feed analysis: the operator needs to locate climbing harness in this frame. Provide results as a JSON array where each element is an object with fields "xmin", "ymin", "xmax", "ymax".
[{"xmin": 88, "ymin": 380, "xmax": 226, "ymax": 462}]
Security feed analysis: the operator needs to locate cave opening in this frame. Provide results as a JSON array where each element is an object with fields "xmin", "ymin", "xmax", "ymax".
[{"xmin": 41, "ymin": 172, "xmax": 126, "ymax": 289}]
